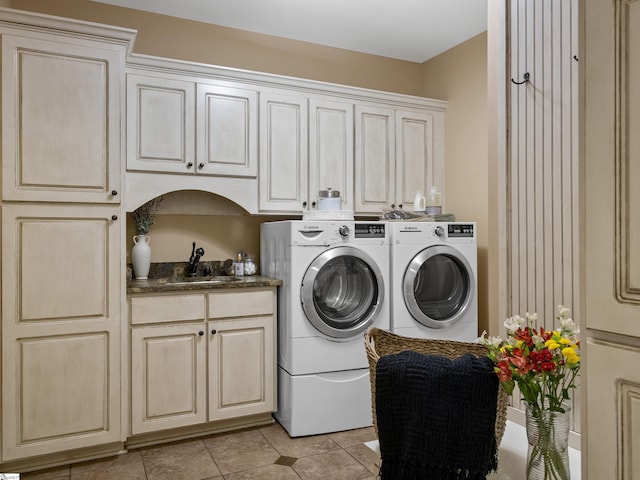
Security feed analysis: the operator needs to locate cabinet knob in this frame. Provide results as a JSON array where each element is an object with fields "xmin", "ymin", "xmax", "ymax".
[
  {"xmin": 311, "ymin": 201, "xmax": 317, "ymax": 208},
  {"xmin": 211, "ymin": 329, "xmax": 217, "ymax": 335},
  {"xmin": 111, "ymin": 190, "xmax": 118, "ymax": 196},
  {"xmin": 302, "ymin": 201, "xmax": 307, "ymax": 207},
  {"xmin": 187, "ymin": 162, "xmax": 193, "ymax": 168},
  {"xmin": 111, "ymin": 215, "xmax": 118, "ymax": 221},
  {"xmin": 398, "ymin": 204, "xmax": 403, "ymax": 209},
  {"xmin": 391, "ymin": 204, "xmax": 396, "ymax": 209},
  {"xmin": 198, "ymin": 331, "xmax": 204, "ymax": 336},
  {"xmin": 198, "ymin": 163, "xmax": 205, "ymax": 169}
]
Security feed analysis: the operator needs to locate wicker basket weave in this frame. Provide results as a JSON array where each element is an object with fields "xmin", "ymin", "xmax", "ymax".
[{"xmin": 364, "ymin": 327, "xmax": 509, "ymax": 446}]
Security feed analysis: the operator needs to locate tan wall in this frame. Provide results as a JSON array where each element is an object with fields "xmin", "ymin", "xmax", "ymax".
[
  {"xmin": 420, "ymin": 32, "xmax": 490, "ymax": 334},
  {"xmin": 10, "ymin": 0, "xmax": 423, "ymax": 95}
]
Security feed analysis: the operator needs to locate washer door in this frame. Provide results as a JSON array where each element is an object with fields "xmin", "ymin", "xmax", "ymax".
[
  {"xmin": 403, "ymin": 245, "xmax": 475, "ymax": 329},
  {"xmin": 301, "ymin": 246, "xmax": 384, "ymax": 339}
]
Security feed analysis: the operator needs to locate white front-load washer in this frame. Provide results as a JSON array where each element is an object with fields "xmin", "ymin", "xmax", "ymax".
[
  {"xmin": 390, "ymin": 221, "xmax": 478, "ymax": 341},
  {"xmin": 260, "ymin": 220, "xmax": 389, "ymax": 437}
]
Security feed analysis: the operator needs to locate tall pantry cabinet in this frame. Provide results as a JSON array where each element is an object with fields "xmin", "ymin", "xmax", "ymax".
[{"xmin": 0, "ymin": 10, "xmax": 135, "ymax": 466}]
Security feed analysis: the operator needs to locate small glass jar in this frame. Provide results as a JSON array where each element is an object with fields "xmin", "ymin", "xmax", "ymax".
[{"xmin": 244, "ymin": 257, "xmax": 257, "ymax": 276}]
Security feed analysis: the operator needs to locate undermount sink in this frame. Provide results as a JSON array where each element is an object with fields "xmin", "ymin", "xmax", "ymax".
[{"xmin": 164, "ymin": 276, "xmax": 242, "ymax": 286}]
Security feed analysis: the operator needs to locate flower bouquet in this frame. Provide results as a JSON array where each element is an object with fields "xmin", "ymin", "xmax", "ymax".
[{"xmin": 479, "ymin": 306, "xmax": 580, "ymax": 480}]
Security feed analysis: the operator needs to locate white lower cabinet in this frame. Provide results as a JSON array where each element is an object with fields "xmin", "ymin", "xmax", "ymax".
[
  {"xmin": 131, "ymin": 323, "xmax": 208, "ymax": 434},
  {"xmin": 1, "ymin": 204, "xmax": 123, "ymax": 462},
  {"xmin": 129, "ymin": 288, "xmax": 276, "ymax": 435}
]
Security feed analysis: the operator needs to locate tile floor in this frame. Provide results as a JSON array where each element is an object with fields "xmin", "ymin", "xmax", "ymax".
[{"xmin": 18, "ymin": 422, "xmax": 379, "ymax": 480}]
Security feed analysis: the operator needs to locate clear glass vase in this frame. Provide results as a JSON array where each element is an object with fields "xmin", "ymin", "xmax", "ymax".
[{"xmin": 525, "ymin": 404, "xmax": 571, "ymax": 480}]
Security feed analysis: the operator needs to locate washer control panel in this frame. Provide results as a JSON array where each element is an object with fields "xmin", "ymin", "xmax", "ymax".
[
  {"xmin": 448, "ymin": 223, "xmax": 475, "ymax": 238},
  {"xmin": 354, "ymin": 223, "xmax": 386, "ymax": 238}
]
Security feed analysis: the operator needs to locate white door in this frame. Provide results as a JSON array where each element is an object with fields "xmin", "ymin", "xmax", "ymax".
[
  {"xmin": 197, "ymin": 83, "xmax": 258, "ymax": 177},
  {"xmin": 308, "ymin": 98, "xmax": 354, "ymax": 211},
  {"xmin": 583, "ymin": 0, "xmax": 640, "ymax": 477},
  {"xmin": 1, "ymin": 204, "xmax": 122, "ymax": 460},
  {"xmin": 126, "ymin": 73, "xmax": 196, "ymax": 173},
  {"xmin": 354, "ymin": 105, "xmax": 395, "ymax": 213},
  {"xmin": 395, "ymin": 110, "xmax": 439, "ymax": 210},
  {"xmin": 258, "ymin": 92, "xmax": 308, "ymax": 212}
]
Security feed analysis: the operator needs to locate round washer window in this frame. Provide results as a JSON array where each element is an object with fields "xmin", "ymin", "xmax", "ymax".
[
  {"xmin": 301, "ymin": 246, "xmax": 384, "ymax": 339},
  {"xmin": 403, "ymin": 245, "xmax": 474, "ymax": 329}
]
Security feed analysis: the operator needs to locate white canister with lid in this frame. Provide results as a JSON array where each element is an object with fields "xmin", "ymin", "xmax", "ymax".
[{"xmin": 317, "ymin": 188, "xmax": 342, "ymax": 210}]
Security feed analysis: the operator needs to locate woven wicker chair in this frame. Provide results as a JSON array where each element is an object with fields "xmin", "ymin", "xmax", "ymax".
[{"xmin": 364, "ymin": 327, "xmax": 509, "ymax": 446}]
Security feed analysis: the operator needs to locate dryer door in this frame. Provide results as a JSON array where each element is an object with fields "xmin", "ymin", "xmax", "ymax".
[
  {"xmin": 301, "ymin": 246, "xmax": 384, "ymax": 339},
  {"xmin": 402, "ymin": 245, "xmax": 475, "ymax": 329}
]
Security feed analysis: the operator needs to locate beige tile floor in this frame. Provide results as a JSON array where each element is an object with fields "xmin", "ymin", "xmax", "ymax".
[{"xmin": 19, "ymin": 422, "xmax": 378, "ymax": 480}]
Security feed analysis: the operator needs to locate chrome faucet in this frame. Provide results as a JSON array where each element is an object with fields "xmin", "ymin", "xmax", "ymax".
[{"xmin": 188, "ymin": 242, "xmax": 205, "ymax": 276}]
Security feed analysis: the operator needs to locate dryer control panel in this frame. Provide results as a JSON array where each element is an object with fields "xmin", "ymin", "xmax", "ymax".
[{"xmin": 448, "ymin": 223, "xmax": 475, "ymax": 238}]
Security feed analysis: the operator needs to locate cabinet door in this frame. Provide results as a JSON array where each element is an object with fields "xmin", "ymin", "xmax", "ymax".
[
  {"xmin": 131, "ymin": 324, "xmax": 207, "ymax": 434},
  {"xmin": 197, "ymin": 83, "xmax": 257, "ymax": 177},
  {"xmin": 395, "ymin": 110, "xmax": 444, "ymax": 210},
  {"xmin": 1, "ymin": 204, "xmax": 122, "ymax": 460},
  {"xmin": 308, "ymin": 98, "xmax": 354, "ymax": 211},
  {"xmin": 354, "ymin": 105, "xmax": 396, "ymax": 213},
  {"xmin": 208, "ymin": 316, "xmax": 275, "ymax": 421},
  {"xmin": 1, "ymin": 34, "xmax": 124, "ymax": 203},
  {"xmin": 126, "ymin": 73, "xmax": 196, "ymax": 174},
  {"xmin": 259, "ymin": 92, "xmax": 308, "ymax": 212}
]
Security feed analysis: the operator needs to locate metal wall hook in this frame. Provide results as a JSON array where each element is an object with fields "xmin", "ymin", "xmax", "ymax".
[{"xmin": 511, "ymin": 72, "xmax": 530, "ymax": 85}]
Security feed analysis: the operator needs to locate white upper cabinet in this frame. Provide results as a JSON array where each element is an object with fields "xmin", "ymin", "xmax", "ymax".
[
  {"xmin": 197, "ymin": 83, "xmax": 258, "ymax": 177},
  {"xmin": 395, "ymin": 110, "xmax": 444, "ymax": 211},
  {"xmin": 354, "ymin": 105, "xmax": 396, "ymax": 213},
  {"xmin": 124, "ymin": 54, "xmax": 446, "ymax": 215},
  {"xmin": 308, "ymin": 98, "xmax": 354, "ymax": 212},
  {"xmin": 1, "ymin": 32, "xmax": 126, "ymax": 203},
  {"xmin": 258, "ymin": 91, "xmax": 309, "ymax": 212},
  {"xmin": 127, "ymin": 72, "xmax": 258, "ymax": 177},
  {"xmin": 354, "ymin": 105, "xmax": 445, "ymax": 215},
  {"xmin": 127, "ymin": 74, "xmax": 196, "ymax": 174}
]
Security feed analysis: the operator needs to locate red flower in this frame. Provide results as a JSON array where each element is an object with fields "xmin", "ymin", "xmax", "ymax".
[
  {"xmin": 506, "ymin": 348, "xmax": 532, "ymax": 375},
  {"xmin": 496, "ymin": 360, "xmax": 512, "ymax": 382},
  {"xmin": 530, "ymin": 349, "xmax": 556, "ymax": 373},
  {"xmin": 514, "ymin": 328, "xmax": 535, "ymax": 347}
]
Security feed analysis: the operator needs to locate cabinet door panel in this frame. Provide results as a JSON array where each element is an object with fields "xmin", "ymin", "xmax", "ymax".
[
  {"xmin": 354, "ymin": 105, "xmax": 395, "ymax": 213},
  {"xmin": 309, "ymin": 98, "xmax": 354, "ymax": 211},
  {"xmin": 19, "ymin": 334, "xmax": 110, "ymax": 442},
  {"xmin": 198, "ymin": 84, "xmax": 257, "ymax": 177},
  {"xmin": 209, "ymin": 316, "xmax": 274, "ymax": 420},
  {"xmin": 1, "ymin": 204, "xmax": 121, "ymax": 460},
  {"xmin": 259, "ymin": 92, "xmax": 308, "ymax": 212},
  {"xmin": 1, "ymin": 34, "xmax": 123, "ymax": 203},
  {"xmin": 2, "ymin": 204, "xmax": 120, "ymax": 329},
  {"xmin": 131, "ymin": 325, "xmax": 207, "ymax": 434},
  {"xmin": 127, "ymin": 74, "xmax": 196, "ymax": 173},
  {"xmin": 395, "ymin": 111, "xmax": 434, "ymax": 209}
]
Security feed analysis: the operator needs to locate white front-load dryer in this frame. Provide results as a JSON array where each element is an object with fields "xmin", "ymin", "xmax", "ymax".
[
  {"xmin": 390, "ymin": 221, "xmax": 478, "ymax": 341},
  {"xmin": 261, "ymin": 220, "xmax": 389, "ymax": 436}
]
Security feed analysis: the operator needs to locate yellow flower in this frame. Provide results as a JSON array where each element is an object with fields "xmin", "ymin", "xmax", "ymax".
[
  {"xmin": 545, "ymin": 339, "xmax": 561, "ymax": 350},
  {"xmin": 562, "ymin": 347, "xmax": 580, "ymax": 363}
]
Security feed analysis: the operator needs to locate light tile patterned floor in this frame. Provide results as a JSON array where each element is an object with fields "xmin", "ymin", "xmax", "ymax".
[{"xmin": 18, "ymin": 422, "xmax": 378, "ymax": 480}]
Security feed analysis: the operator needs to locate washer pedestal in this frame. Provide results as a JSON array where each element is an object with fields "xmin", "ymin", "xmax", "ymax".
[{"xmin": 274, "ymin": 366, "xmax": 373, "ymax": 437}]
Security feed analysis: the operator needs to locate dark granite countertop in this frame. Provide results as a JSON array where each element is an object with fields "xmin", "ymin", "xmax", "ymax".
[{"xmin": 127, "ymin": 275, "xmax": 282, "ymax": 294}]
